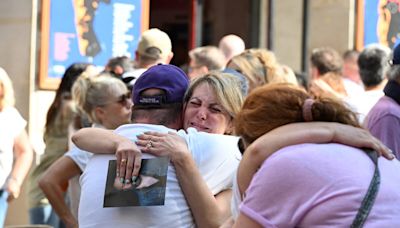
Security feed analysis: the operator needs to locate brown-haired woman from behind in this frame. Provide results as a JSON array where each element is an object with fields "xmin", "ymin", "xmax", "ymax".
[{"xmin": 232, "ymin": 83, "xmax": 400, "ymax": 227}]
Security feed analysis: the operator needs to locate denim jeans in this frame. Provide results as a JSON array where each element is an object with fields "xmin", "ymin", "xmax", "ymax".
[
  {"xmin": 29, "ymin": 205, "xmax": 64, "ymax": 228},
  {"xmin": 0, "ymin": 190, "xmax": 9, "ymax": 227}
]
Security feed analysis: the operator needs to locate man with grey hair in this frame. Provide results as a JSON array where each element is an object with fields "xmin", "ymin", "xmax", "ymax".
[
  {"xmin": 188, "ymin": 46, "xmax": 225, "ymax": 79},
  {"xmin": 365, "ymin": 44, "xmax": 400, "ymax": 159},
  {"xmin": 358, "ymin": 44, "xmax": 390, "ymax": 90},
  {"xmin": 345, "ymin": 44, "xmax": 391, "ymax": 123}
]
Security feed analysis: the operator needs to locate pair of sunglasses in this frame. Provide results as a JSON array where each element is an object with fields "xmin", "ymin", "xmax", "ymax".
[
  {"xmin": 101, "ymin": 92, "xmax": 131, "ymax": 106},
  {"xmin": 115, "ymin": 92, "xmax": 131, "ymax": 105}
]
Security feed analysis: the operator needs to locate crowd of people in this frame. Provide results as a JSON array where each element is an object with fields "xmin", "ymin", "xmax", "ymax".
[{"xmin": 1, "ymin": 27, "xmax": 400, "ymax": 227}]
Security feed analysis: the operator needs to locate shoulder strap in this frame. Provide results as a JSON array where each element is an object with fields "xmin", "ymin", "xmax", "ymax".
[{"xmin": 350, "ymin": 149, "xmax": 380, "ymax": 228}]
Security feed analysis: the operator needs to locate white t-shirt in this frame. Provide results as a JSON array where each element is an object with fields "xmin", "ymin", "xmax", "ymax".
[
  {"xmin": 64, "ymin": 123, "xmax": 101, "ymax": 219},
  {"xmin": 0, "ymin": 107, "xmax": 26, "ymax": 188},
  {"xmin": 345, "ymin": 90, "xmax": 384, "ymax": 124},
  {"xmin": 343, "ymin": 78, "xmax": 364, "ymax": 98},
  {"xmin": 64, "ymin": 144, "xmax": 93, "ymax": 219},
  {"xmin": 65, "ymin": 145, "xmax": 93, "ymax": 171},
  {"xmin": 231, "ymin": 171, "xmax": 241, "ymax": 220},
  {"xmin": 78, "ymin": 124, "xmax": 241, "ymax": 228}
]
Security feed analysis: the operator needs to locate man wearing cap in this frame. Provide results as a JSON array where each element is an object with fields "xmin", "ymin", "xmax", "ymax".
[
  {"xmin": 73, "ymin": 64, "xmax": 241, "ymax": 227},
  {"xmin": 122, "ymin": 28, "xmax": 174, "ymax": 87},
  {"xmin": 365, "ymin": 44, "xmax": 400, "ymax": 159}
]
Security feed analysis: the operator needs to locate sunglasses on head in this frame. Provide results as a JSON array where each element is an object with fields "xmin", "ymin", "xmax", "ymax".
[{"xmin": 115, "ymin": 92, "xmax": 131, "ymax": 105}]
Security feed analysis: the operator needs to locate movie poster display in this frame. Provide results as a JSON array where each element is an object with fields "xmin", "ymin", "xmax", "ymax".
[
  {"xmin": 39, "ymin": 0, "xmax": 149, "ymax": 89},
  {"xmin": 357, "ymin": 0, "xmax": 400, "ymax": 50}
]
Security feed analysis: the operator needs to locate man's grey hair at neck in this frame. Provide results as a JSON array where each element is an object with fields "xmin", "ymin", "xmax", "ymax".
[{"xmin": 131, "ymin": 103, "xmax": 183, "ymax": 129}]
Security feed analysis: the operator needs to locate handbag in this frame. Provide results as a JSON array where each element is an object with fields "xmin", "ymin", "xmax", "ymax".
[{"xmin": 351, "ymin": 149, "xmax": 380, "ymax": 228}]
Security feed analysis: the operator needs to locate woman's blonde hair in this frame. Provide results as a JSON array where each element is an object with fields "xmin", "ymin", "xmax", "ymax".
[
  {"xmin": 184, "ymin": 71, "xmax": 244, "ymax": 134},
  {"xmin": 227, "ymin": 48, "xmax": 297, "ymax": 91},
  {"xmin": 235, "ymin": 83, "xmax": 360, "ymax": 145},
  {"xmin": 0, "ymin": 67, "xmax": 15, "ymax": 109},
  {"xmin": 72, "ymin": 73, "xmax": 128, "ymax": 123}
]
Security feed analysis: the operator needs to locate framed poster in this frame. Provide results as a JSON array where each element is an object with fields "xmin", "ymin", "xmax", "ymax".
[
  {"xmin": 356, "ymin": 0, "xmax": 400, "ymax": 50},
  {"xmin": 39, "ymin": 0, "xmax": 149, "ymax": 90}
]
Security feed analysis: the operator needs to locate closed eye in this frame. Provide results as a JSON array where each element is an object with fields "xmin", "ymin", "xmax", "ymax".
[
  {"xmin": 189, "ymin": 101, "xmax": 201, "ymax": 107},
  {"xmin": 210, "ymin": 106, "xmax": 222, "ymax": 113}
]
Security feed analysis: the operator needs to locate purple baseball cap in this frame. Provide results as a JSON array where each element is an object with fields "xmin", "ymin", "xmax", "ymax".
[{"xmin": 132, "ymin": 64, "xmax": 189, "ymax": 106}]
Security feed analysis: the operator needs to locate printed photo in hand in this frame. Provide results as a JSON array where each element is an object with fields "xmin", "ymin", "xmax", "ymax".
[{"xmin": 104, "ymin": 156, "xmax": 169, "ymax": 207}]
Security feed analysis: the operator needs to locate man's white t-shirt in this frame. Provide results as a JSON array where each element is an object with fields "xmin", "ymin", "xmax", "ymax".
[
  {"xmin": 64, "ymin": 123, "xmax": 102, "ymax": 219},
  {"xmin": 345, "ymin": 90, "xmax": 384, "ymax": 123},
  {"xmin": 78, "ymin": 124, "xmax": 241, "ymax": 228},
  {"xmin": 64, "ymin": 144, "xmax": 93, "ymax": 220},
  {"xmin": 343, "ymin": 78, "xmax": 364, "ymax": 98}
]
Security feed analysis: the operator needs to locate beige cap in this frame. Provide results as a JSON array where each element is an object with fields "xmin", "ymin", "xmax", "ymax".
[{"xmin": 137, "ymin": 28, "xmax": 172, "ymax": 59}]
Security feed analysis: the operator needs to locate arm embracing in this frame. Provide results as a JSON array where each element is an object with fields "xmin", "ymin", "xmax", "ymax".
[
  {"xmin": 238, "ymin": 122, "xmax": 392, "ymax": 194},
  {"xmin": 173, "ymin": 152, "xmax": 232, "ymax": 228},
  {"xmin": 72, "ymin": 127, "xmax": 142, "ymax": 187},
  {"xmin": 138, "ymin": 131, "xmax": 232, "ymax": 228},
  {"xmin": 72, "ymin": 128, "xmax": 122, "ymax": 154},
  {"xmin": 39, "ymin": 156, "xmax": 81, "ymax": 228}
]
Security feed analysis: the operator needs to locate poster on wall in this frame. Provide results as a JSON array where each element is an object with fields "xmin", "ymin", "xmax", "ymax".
[
  {"xmin": 357, "ymin": 0, "xmax": 400, "ymax": 50},
  {"xmin": 39, "ymin": 0, "xmax": 149, "ymax": 90}
]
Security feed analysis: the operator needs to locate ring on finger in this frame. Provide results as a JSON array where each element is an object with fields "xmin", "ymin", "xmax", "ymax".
[
  {"xmin": 121, "ymin": 158, "xmax": 127, "ymax": 163},
  {"xmin": 146, "ymin": 140, "xmax": 153, "ymax": 149}
]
